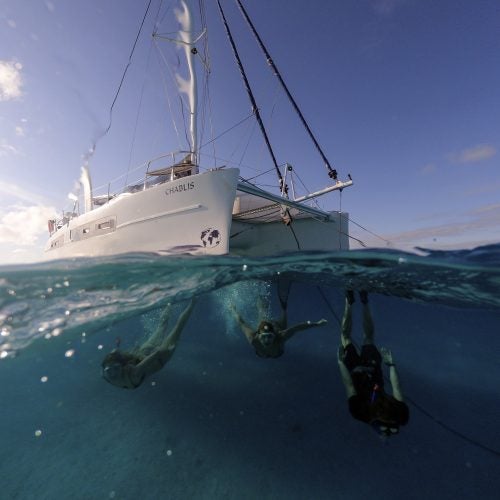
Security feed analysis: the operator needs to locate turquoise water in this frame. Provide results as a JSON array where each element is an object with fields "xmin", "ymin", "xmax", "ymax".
[{"xmin": 1, "ymin": 245, "xmax": 499, "ymax": 499}]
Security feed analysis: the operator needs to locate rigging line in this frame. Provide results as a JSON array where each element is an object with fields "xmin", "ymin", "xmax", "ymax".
[
  {"xmin": 288, "ymin": 222, "xmax": 301, "ymax": 250},
  {"xmin": 243, "ymin": 168, "xmax": 275, "ymax": 182},
  {"xmin": 158, "ymin": 0, "xmax": 175, "ymax": 27},
  {"xmin": 235, "ymin": 0, "xmax": 337, "ymax": 180},
  {"xmin": 228, "ymin": 113, "xmax": 255, "ymax": 163},
  {"xmin": 348, "ymin": 217, "xmax": 392, "ymax": 245},
  {"xmin": 238, "ymin": 117, "xmax": 258, "ymax": 168},
  {"xmin": 320, "ymin": 292, "xmax": 500, "ymax": 457},
  {"xmin": 124, "ymin": 5, "xmax": 160, "ymax": 189},
  {"xmin": 346, "ymin": 232, "xmax": 367, "ymax": 248},
  {"xmin": 153, "ymin": 40, "xmax": 184, "ymax": 149},
  {"xmin": 198, "ymin": 0, "xmax": 217, "ymax": 167},
  {"xmin": 198, "ymin": 113, "xmax": 254, "ymax": 150},
  {"xmin": 101, "ymin": 0, "xmax": 153, "ymax": 143},
  {"xmin": 196, "ymin": 150, "xmax": 259, "ymax": 173},
  {"xmin": 293, "ymin": 170, "xmax": 322, "ymax": 210},
  {"xmin": 216, "ymin": 0, "xmax": 284, "ymax": 186}
]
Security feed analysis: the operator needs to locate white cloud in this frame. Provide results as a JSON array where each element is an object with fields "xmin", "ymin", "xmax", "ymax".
[
  {"xmin": 45, "ymin": 1, "xmax": 55, "ymax": 13},
  {"xmin": 0, "ymin": 204, "xmax": 56, "ymax": 246},
  {"xmin": 450, "ymin": 144, "xmax": 496, "ymax": 164},
  {"xmin": 0, "ymin": 180, "xmax": 49, "ymax": 205},
  {"xmin": 15, "ymin": 125, "xmax": 24, "ymax": 137},
  {"xmin": 7, "ymin": 19, "xmax": 17, "ymax": 29},
  {"xmin": 0, "ymin": 141, "xmax": 20, "ymax": 156},
  {"xmin": 0, "ymin": 60, "xmax": 23, "ymax": 101}
]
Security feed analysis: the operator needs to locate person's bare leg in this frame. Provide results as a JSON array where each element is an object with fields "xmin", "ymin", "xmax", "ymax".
[
  {"xmin": 362, "ymin": 302, "xmax": 375, "ymax": 345},
  {"xmin": 162, "ymin": 299, "xmax": 195, "ymax": 349},
  {"xmin": 141, "ymin": 304, "xmax": 173, "ymax": 352},
  {"xmin": 341, "ymin": 291, "xmax": 354, "ymax": 348},
  {"xmin": 277, "ymin": 279, "xmax": 291, "ymax": 329}
]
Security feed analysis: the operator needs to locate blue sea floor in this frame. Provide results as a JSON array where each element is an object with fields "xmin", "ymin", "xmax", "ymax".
[{"xmin": 1, "ymin": 284, "xmax": 499, "ymax": 499}]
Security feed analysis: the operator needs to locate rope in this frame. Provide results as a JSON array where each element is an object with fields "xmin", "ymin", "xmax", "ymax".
[
  {"xmin": 348, "ymin": 217, "xmax": 392, "ymax": 246},
  {"xmin": 89, "ymin": 0, "xmax": 153, "ymax": 159}
]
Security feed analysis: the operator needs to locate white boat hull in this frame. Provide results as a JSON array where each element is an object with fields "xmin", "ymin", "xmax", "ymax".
[
  {"xmin": 230, "ymin": 211, "xmax": 349, "ymax": 256},
  {"xmin": 44, "ymin": 168, "xmax": 240, "ymax": 259}
]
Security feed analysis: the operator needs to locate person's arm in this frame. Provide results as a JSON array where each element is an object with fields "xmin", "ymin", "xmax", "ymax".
[
  {"xmin": 159, "ymin": 299, "xmax": 195, "ymax": 350},
  {"xmin": 380, "ymin": 347, "xmax": 404, "ymax": 402},
  {"xmin": 230, "ymin": 304, "xmax": 255, "ymax": 344},
  {"xmin": 337, "ymin": 346, "xmax": 356, "ymax": 398},
  {"xmin": 134, "ymin": 299, "xmax": 195, "ymax": 379},
  {"xmin": 281, "ymin": 319, "xmax": 327, "ymax": 341}
]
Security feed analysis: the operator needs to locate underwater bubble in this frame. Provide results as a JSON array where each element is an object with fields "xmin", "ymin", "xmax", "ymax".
[
  {"xmin": 34, "ymin": 430, "xmax": 42, "ymax": 437},
  {"xmin": 242, "ymin": 264, "xmax": 248, "ymax": 271},
  {"xmin": 0, "ymin": 350, "xmax": 9, "ymax": 359},
  {"xmin": 40, "ymin": 376, "xmax": 48, "ymax": 383},
  {"xmin": 64, "ymin": 349, "xmax": 75, "ymax": 358},
  {"xmin": 166, "ymin": 449, "xmax": 172, "ymax": 456}
]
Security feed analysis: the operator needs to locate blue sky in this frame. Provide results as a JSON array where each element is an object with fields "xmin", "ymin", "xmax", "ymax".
[{"xmin": 0, "ymin": 0, "xmax": 499, "ymax": 263}]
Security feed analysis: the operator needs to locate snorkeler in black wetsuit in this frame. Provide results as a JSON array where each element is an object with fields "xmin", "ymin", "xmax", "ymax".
[
  {"xmin": 101, "ymin": 299, "xmax": 195, "ymax": 389},
  {"xmin": 337, "ymin": 291, "xmax": 409, "ymax": 436}
]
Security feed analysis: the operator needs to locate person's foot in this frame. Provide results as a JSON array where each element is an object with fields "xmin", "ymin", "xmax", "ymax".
[
  {"xmin": 359, "ymin": 290, "xmax": 369, "ymax": 304},
  {"xmin": 345, "ymin": 290, "xmax": 355, "ymax": 305}
]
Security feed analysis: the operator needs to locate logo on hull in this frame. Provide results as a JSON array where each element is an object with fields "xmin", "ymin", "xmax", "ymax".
[{"xmin": 200, "ymin": 228, "xmax": 221, "ymax": 248}]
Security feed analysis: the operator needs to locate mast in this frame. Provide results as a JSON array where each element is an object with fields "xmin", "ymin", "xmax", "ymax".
[
  {"xmin": 80, "ymin": 166, "xmax": 93, "ymax": 213},
  {"xmin": 175, "ymin": 0, "xmax": 199, "ymax": 170}
]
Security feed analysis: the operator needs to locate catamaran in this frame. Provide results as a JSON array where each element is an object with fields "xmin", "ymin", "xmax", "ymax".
[{"xmin": 44, "ymin": 0, "xmax": 353, "ymax": 260}]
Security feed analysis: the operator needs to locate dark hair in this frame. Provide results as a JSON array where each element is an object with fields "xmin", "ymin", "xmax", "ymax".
[
  {"xmin": 369, "ymin": 392, "xmax": 400, "ymax": 425},
  {"xmin": 101, "ymin": 350, "xmax": 143, "ymax": 368},
  {"xmin": 257, "ymin": 321, "xmax": 275, "ymax": 333}
]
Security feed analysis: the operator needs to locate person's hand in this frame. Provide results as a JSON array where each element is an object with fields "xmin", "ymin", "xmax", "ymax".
[{"xmin": 380, "ymin": 347, "xmax": 394, "ymax": 365}]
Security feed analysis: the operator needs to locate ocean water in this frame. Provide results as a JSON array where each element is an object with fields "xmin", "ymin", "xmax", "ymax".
[{"xmin": 1, "ymin": 245, "xmax": 499, "ymax": 499}]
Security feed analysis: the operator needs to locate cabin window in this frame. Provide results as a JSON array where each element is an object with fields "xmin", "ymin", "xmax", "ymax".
[
  {"xmin": 93, "ymin": 216, "xmax": 116, "ymax": 235},
  {"xmin": 83, "ymin": 227, "xmax": 90, "ymax": 234},
  {"xmin": 50, "ymin": 236, "xmax": 64, "ymax": 248},
  {"xmin": 97, "ymin": 220, "xmax": 114, "ymax": 230}
]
